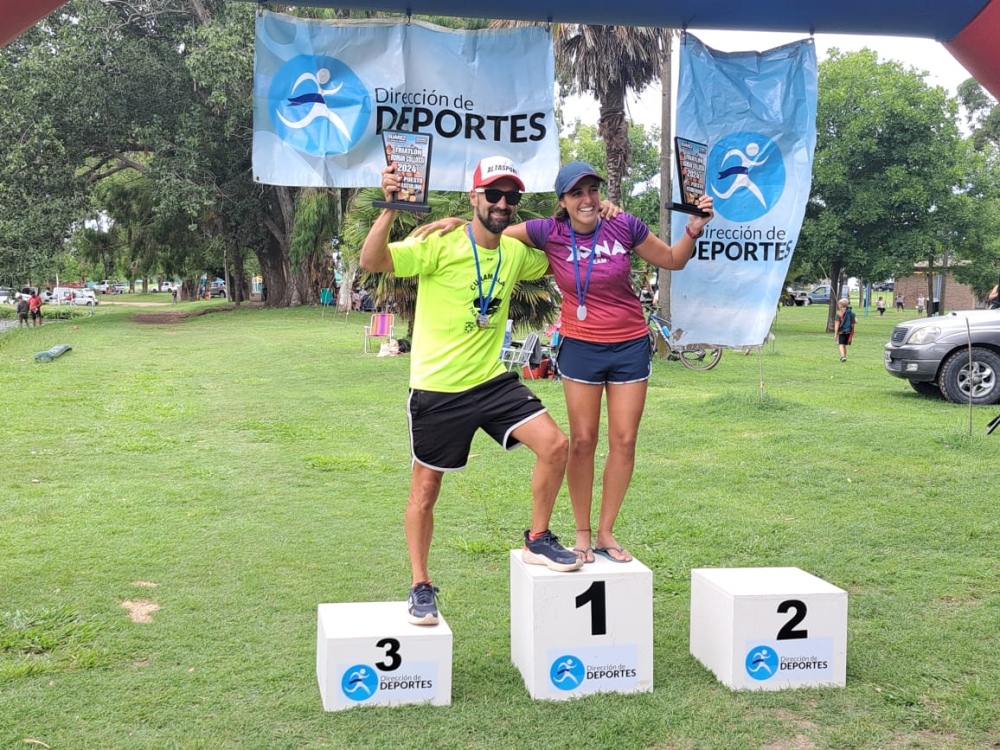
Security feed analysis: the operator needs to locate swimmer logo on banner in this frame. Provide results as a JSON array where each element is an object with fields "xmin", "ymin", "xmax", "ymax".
[
  {"xmin": 670, "ymin": 34, "xmax": 818, "ymax": 349},
  {"xmin": 253, "ymin": 11, "xmax": 559, "ymax": 192}
]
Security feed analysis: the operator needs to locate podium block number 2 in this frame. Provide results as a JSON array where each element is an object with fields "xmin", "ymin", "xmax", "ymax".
[
  {"xmin": 776, "ymin": 600, "xmax": 808, "ymax": 640},
  {"xmin": 575, "ymin": 581, "xmax": 607, "ymax": 636}
]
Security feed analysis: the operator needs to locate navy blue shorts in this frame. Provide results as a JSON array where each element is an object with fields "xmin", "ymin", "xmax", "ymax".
[
  {"xmin": 555, "ymin": 335, "xmax": 652, "ymax": 385},
  {"xmin": 407, "ymin": 372, "xmax": 547, "ymax": 471}
]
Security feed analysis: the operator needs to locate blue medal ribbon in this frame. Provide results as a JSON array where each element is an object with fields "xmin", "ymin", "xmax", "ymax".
[
  {"xmin": 468, "ymin": 224, "xmax": 502, "ymax": 327},
  {"xmin": 568, "ymin": 219, "xmax": 601, "ymax": 320}
]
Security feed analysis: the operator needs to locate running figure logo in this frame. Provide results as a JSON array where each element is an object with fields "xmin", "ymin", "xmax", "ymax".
[
  {"xmin": 549, "ymin": 654, "xmax": 586, "ymax": 691},
  {"xmin": 744, "ymin": 645, "xmax": 779, "ymax": 681},
  {"xmin": 707, "ymin": 132, "xmax": 786, "ymax": 223},
  {"xmin": 340, "ymin": 664, "xmax": 379, "ymax": 701},
  {"xmin": 268, "ymin": 55, "xmax": 371, "ymax": 156}
]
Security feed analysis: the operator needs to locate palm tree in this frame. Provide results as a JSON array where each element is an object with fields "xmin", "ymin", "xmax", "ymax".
[{"xmin": 496, "ymin": 23, "xmax": 669, "ymax": 206}]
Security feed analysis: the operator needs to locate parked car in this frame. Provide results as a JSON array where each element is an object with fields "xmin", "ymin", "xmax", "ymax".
[
  {"xmin": 884, "ymin": 309, "xmax": 1000, "ymax": 404},
  {"xmin": 71, "ymin": 289, "xmax": 99, "ymax": 306},
  {"xmin": 113, "ymin": 282, "xmax": 128, "ymax": 293},
  {"xmin": 151, "ymin": 281, "xmax": 177, "ymax": 293},
  {"xmin": 0, "ymin": 287, "xmax": 14, "ymax": 304},
  {"xmin": 93, "ymin": 280, "xmax": 111, "ymax": 293},
  {"xmin": 783, "ymin": 287, "xmax": 811, "ymax": 306},
  {"xmin": 51, "ymin": 287, "xmax": 74, "ymax": 304},
  {"xmin": 208, "ymin": 282, "xmax": 226, "ymax": 298},
  {"xmin": 872, "ymin": 280, "xmax": 895, "ymax": 292},
  {"xmin": 807, "ymin": 285, "xmax": 832, "ymax": 305}
]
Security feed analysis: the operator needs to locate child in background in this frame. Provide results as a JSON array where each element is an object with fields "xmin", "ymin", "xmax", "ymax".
[{"xmin": 835, "ymin": 298, "xmax": 856, "ymax": 362}]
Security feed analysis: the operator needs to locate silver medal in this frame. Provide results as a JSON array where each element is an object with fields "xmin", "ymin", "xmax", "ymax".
[
  {"xmin": 476, "ymin": 314, "xmax": 490, "ymax": 329},
  {"xmin": 576, "ymin": 304, "xmax": 587, "ymax": 321}
]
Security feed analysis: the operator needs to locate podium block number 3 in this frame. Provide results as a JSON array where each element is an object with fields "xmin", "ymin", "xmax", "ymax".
[
  {"xmin": 376, "ymin": 637, "xmax": 402, "ymax": 671},
  {"xmin": 576, "ymin": 581, "xmax": 607, "ymax": 636}
]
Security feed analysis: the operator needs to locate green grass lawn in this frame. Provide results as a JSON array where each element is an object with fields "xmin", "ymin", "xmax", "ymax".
[{"xmin": 1, "ymin": 301, "xmax": 997, "ymax": 749}]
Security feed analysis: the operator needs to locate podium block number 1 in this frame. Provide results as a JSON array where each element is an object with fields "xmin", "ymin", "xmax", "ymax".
[
  {"xmin": 575, "ymin": 581, "xmax": 607, "ymax": 636},
  {"xmin": 510, "ymin": 552, "xmax": 653, "ymax": 699}
]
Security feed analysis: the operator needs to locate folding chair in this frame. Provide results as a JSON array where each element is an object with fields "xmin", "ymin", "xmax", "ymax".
[
  {"xmin": 364, "ymin": 312, "xmax": 395, "ymax": 353},
  {"xmin": 500, "ymin": 331, "xmax": 539, "ymax": 378}
]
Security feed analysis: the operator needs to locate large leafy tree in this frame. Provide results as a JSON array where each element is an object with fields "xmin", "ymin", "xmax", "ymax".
[
  {"xmin": 0, "ymin": 0, "xmax": 231, "ymax": 288},
  {"xmin": 798, "ymin": 48, "xmax": 967, "ymax": 329},
  {"xmin": 0, "ymin": 0, "xmax": 344, "ymax": 307}
]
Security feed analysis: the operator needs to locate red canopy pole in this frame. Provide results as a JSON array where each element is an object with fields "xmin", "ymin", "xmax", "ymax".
[{"xmin": 0, "ymin": 0, "xmax": 67, "ymax": 48}]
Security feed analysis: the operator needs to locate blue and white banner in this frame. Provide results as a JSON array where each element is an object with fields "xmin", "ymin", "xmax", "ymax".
[
  {"xmin": 253, "ymin": 12, "xmax": 560, "ymax": 192},
  {"xmin": 670, "ymin": 34, "xmax": 817, "ymax": 348}
]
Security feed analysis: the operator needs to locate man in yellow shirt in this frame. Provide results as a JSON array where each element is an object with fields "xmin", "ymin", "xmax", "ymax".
[{"xmin": 361, "ymin": 156, "xmax": 581, "ymax": 626}]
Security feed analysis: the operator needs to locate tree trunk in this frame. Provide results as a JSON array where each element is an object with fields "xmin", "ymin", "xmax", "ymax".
[
  {"xmin": 230, "ymin": 239, "xmax": 246, "ymax": 306},
  {"xmin": 657, "ymin": 28, "xmax": 673, "ymax": 324},
  {"xmin": 597, "ymin": 84, "xmax": 630, "ymax": 207},
  {"xmin": 292, "ymin": 249, "xmax": 327, "ymax": 306},
  {"xmin": 827, "ymin": 260, "xmax": 843, "ymax": 332},
  {"xmin": 338, "ymin": 257, "xmax": 358, "ymax": 312},
  {"xmin": 256, "ymin": 233, "xmax": 290, "ymax": 308},
  {"xmin": 259, "ymin": 185, "xmax": 295, "ymax": 307}
]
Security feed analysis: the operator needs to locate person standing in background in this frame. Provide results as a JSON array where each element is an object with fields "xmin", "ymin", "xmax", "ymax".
[
  {"xmin": 835, "ymin": 298, "xmax": 857, "ymax": 362},
  {"xmin": 28, "ymin": 290, "xmax": 43, "ymax": 326}
]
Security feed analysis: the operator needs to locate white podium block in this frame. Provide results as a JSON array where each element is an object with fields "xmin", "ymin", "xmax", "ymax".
[
  {"xmin": 317, "ymin": 601, "xmax": 452, "ymax": 710},
  {"xmin": 690, "ymin": 567, "xmax": 848, "ymax": 691},
  {"xmin": 510, "ymin": 550, "xmax": 653, "ymax": 700}
]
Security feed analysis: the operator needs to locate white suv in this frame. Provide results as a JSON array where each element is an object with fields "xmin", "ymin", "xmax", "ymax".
[{"xmin": 73, "ymin": 289, "xmax": 99, "ymax": 306}]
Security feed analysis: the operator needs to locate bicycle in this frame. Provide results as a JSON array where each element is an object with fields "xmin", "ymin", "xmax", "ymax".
[{"xmin": 646, "ymin": 306, "xmax": 723, "ymax": 371}]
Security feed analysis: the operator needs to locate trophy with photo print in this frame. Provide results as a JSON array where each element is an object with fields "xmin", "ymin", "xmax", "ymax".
[
  {"xmin": 667, "ymin": 136, "xmax": 710, "ymax": 217},
  {"xmin": 372, "ymin": 130, "xmax": 433, "ymax": 214}
]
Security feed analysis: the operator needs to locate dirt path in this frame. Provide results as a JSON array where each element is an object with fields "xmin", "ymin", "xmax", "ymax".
[{"xmin": 130, "ymin": 304, "xmax": 237, "ymax": 324}]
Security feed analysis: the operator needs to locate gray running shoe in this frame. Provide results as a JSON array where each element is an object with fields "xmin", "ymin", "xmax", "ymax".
[
  {"xmin": 407, "ymin": 582, "xmax": 440, "ymax": 625},
  {"xmin": 522, "ymin": 529, "xmax": 583, "ymax": 572}
]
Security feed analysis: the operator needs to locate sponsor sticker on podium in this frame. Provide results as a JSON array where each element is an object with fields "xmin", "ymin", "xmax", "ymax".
[
  {"xmin": 744, "ymin": 638, "xmax": 834, "ymax": 683},
  {"xmin": 338, "ymin": 660, "xmax": 440, "ymax": 704},
  {"xmin": 547, "ymin": 645, "xmax": 639, "ymax": 696}
]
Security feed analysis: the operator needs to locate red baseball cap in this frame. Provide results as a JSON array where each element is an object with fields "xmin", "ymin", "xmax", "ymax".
[{"xmin": 472, "ymin": 156, "xmax": 526, "ymax": 192}]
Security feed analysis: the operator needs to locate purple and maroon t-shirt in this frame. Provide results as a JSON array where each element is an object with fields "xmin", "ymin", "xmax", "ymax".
[{"xmin": 525, "ymin": 214, "xmax": 650, "ymax": 343}]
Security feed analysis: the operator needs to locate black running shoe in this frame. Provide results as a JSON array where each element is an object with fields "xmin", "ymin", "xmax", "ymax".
[
  {"xmin": 407, "ymin": 582, "xmax": 440, "ymax": 626},
  {"xmin": 522, "ymin": 529, "xmax": 583, "ymax": 572}
]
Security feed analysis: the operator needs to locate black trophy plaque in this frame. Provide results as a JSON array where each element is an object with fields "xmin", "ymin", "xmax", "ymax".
[
  {"xmin": 667, "ymin": 136, "xmax": 710, "ymax": 217},
  {"xmin": 372, "ymin": 130, "xmax": 433, "ymax": 214}
]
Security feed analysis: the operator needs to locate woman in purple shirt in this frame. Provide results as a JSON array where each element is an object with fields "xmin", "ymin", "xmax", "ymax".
[{"xmin": 418, "ymin": 161, "xmax": 713, "ymax": 563}]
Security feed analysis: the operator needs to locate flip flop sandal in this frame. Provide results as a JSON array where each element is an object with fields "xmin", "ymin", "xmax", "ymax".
[
  {"xmin": 594, "ymin": 546, "xmax": 632, "ymax": 563},
  {"xmin": 573, "ymin": 547, "xmax": 595, "ymax": 564}
]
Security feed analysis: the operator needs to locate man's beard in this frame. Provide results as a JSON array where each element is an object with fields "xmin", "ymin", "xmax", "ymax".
[{"xmin": 476, "ymin": 204, "xmax": 513, "ymax": 235}]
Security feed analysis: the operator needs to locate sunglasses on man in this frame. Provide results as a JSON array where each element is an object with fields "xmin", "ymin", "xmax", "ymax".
[{"xmin": 475, "ymin": 188, "xmax": 522, "ymax": 205}]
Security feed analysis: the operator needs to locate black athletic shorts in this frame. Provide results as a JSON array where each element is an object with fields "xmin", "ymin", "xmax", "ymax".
[{"xmin": 407, "ymin": 372, "xmax": 547, "ymax": 471}]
